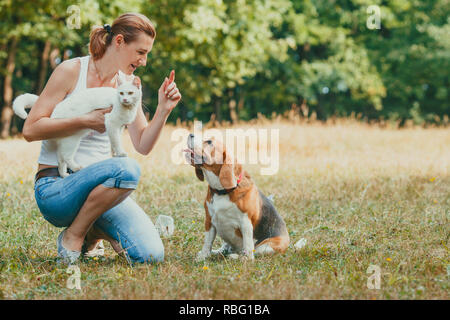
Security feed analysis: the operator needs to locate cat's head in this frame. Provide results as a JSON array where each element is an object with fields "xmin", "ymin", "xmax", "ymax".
[{"xmin": 116, "ymin": 70, "xmax": 141, "ymax": 107}]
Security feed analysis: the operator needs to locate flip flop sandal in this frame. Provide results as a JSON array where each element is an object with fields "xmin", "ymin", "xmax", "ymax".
[
  {"xmin": 82, "ymin": 239, "xmax": 105, "ymax": 258},
  {"xmin": 57, "ymin": 229, "xmax": 81, "ymax": 265}
]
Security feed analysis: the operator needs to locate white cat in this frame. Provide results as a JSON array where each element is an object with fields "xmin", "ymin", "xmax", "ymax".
[{"xmin": 13, "ymin": 70, "xmax": 141, "ymax": 178}]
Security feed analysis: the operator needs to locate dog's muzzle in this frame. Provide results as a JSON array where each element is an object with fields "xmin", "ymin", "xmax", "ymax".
[{"xmin": 184, "ymin": 134, "xmax": 206, "ymax": 165}]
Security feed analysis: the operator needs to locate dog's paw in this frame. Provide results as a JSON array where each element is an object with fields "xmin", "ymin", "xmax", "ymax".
[
  {"xmin": 240, "ymin": 250, "xmax": 255, "ymax": 261},
  {"xmin": 196, "ymin": 251, "xmax": 210, "ymax": 262},
  {"xmin": 240, "ymin": 256, "xmax": 255, "ymax": 262},
  {"xmin": 228, "ymin": 253, "xmax": 239, "ymax": 260}
]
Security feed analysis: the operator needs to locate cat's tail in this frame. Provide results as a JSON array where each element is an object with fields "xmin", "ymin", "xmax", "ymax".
[{"xmin": 12, "ymin": 93, "xmax": 39, "ymax": 119}]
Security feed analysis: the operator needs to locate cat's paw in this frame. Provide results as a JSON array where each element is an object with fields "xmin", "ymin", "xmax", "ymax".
[
  {"xmin": 70, "ymin": 165, "xmax": 83, "ymax": 172},
  {"xmin": 113, "ymin": 151, "xmax": 128, "ymax": 157},
  {"xmin": 60, "ymin": 171, "xmax": 70, "ymax": 178}
]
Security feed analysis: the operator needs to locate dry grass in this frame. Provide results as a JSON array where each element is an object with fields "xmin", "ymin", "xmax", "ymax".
[{"xmin": 0, "ymin": 119, "xmax": 449, "ymax": 299}]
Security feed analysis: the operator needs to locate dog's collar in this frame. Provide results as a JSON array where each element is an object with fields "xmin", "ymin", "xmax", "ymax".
[{"xmin": 210, "ymin": 172, "xmax": 243, "ymax": 195}]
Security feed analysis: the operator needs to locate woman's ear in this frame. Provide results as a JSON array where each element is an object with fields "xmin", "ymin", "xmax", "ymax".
[
  {"xmin": 114, "ymin": 34, "xmax": 125, "ymax": 47},
  {"xmin": 195, "ymin": 167, "xmax": 204, "ymax": 181}
]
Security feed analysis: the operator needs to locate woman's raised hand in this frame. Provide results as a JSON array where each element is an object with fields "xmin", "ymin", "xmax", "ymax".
[{"xmin": 158, "ymin": 70, "xmax": 181, "ymax": 116}]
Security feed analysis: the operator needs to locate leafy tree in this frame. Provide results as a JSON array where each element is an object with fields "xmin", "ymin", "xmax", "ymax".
[{"xmin": 0, "ymin": 0, "xmax": 448, "ymax": 138}]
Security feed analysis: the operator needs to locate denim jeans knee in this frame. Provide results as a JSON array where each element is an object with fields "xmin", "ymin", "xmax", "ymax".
[
  {"xmin": 93, "ymin": 197, "xmax": 165, "ymax": 265},
  {"xmin": 130, "ymin": 241, "xmax": 165, "ymax": 264},
  {"xmin": 102, "ymin": 157, "xmax": 141, "ymax": 189}
]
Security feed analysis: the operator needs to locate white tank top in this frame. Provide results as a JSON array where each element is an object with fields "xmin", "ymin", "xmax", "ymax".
[{"xmin": 38, "ymin": 55, "xmax": 111, "ymax": 167}]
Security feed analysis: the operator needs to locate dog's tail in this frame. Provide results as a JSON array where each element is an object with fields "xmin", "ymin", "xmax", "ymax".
[{"xmin": 12, "ymin": 93, "xmax": 39, "ymax": 119}]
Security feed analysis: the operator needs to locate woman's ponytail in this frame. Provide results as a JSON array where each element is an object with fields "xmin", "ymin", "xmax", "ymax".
[{"xmin": 89, "ymin": 25, "xmax": 113, "ymax": 60}]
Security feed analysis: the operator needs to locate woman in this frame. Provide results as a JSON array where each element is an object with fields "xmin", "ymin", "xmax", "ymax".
[{"xmin": 22, "ymin": 13, "xmax": 181, "ymax": 264}]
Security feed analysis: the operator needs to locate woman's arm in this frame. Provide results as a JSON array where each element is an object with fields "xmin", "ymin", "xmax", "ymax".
[
  {"xmin": 128, "ymin": 71, "xmax": 181, "ymax": 155},
  {"xmin": 127, "ymin": 102, "xmax": 170, "ymax": 155},
  {"xmin": 22, "ymin": 59, "xmax": 109, "ymax": 142}
]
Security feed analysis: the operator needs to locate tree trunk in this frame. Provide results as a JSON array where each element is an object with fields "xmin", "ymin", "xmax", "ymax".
[
  {"xmin": 0, "ymin": 42, "xmax": 6, "ymax": 107},
  {"xmin": 214, "ymin": 98, "xmax": 222, "ymax": 123},
  {"xmin": 235, "ymin": 93, "xmax": 245, "ymax": 121},
  {"xmin": 63, "ymin": 49, "xmax": 70, "ymax": 61},
  {"xmin": 228, "ymin": 89, "xmax": 238, "ymax": 124},
  {"xmin": 49, "ymin": 48, "xmax": 60, "ymax": 69},
  {"xmin": 36, "ymin": 40, "xmax": 51, "ymax": 94},
  {"xmin": 0, "ymin": 42, "xmax": 6, "ymax": 58},
  {"xmin": 237, "ymin": 94, "xmax": 244, "ymax": 113},
  {"xmin": 1, "ymin": 36, "xmax": 18, "ymax": 139}
]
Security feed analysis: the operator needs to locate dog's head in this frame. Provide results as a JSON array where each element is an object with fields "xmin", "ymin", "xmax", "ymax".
[{"xmin": 184, "ymin": 134, "xmax": 238, "ymax": 189}]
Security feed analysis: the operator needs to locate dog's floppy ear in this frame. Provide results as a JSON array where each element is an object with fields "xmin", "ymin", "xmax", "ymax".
[
  {"xmin": 195, "ymin": 167, "xmax": 204, "ymax": 181},
  {"xmin": 219, "ymin": 164, "xmax": 235, "ymax": 189},
  {"xmin": 219, "ymin": 152, "xmax": 236, "ymax": 189}
]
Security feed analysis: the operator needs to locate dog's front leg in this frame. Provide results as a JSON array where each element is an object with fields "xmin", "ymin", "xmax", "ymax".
[
  {"xmin": 240, "ymin": 216, "xmax": 255, "ymax": 260},
  {"xmin": 196, "ymin": 226, "xmax": 216, "ymax": 262}
]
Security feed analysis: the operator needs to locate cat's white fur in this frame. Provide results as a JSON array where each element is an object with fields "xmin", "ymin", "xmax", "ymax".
[{"xmin": 13, "ymin": 70, "xmax": 141, "ymax": 177}]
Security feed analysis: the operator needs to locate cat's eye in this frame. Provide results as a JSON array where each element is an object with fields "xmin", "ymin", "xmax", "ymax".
[
  {"xmin": 120, "ymin": 92, "xmax": 124, "ymax": 95},
  {"xmin": 128, "ymin": 92, "xmax": 133, "ymax": 95}
]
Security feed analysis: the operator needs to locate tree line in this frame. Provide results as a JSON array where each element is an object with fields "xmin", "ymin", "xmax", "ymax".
[{"xmin": 0, "ymin": 0, "xmax": 448, "ymax": 138}]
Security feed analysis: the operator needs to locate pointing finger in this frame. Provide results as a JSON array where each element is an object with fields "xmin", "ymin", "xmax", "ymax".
[
  {"xmin": 161, "ymin": 77, "xmax": 169, "ymax": 92},
  {"xmin": 169, "ymin": 70, "xmax": 175, "ymax": 84}
]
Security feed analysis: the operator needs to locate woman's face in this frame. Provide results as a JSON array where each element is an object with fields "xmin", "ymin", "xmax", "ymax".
[{"xmin": 115, "ymin": 32, "xmax": 154, "ymax": 75}]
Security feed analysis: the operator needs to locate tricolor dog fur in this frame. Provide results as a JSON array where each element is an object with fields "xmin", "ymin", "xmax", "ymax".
[{"xmin": 184, "ymin": 134, "xmax": 289, "ymax": 261}]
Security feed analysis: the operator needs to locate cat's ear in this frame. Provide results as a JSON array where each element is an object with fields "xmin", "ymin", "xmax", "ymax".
[
  {"xmin": 117, "ymin": 70, "xmax": 127, "ymax": 86},
  {"xmin": 132, "ymin": 76, "xmax": 141, "ymax": 89}
]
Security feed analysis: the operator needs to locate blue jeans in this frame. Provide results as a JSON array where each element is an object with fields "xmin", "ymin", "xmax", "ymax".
[{"xmin": 34, "ymin": 157, "xmax": 164, "ymax": 264}]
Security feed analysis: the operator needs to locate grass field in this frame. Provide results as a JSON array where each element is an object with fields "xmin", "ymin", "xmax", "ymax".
[{"xmin": 0, "ymin": 119, "xmax": 449, "ymax": 299}]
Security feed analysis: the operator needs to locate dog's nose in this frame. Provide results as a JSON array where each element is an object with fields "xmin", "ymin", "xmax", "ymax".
[{"xmin": 189, "ymin": 134, "xmax": 194, "ymax": 138}]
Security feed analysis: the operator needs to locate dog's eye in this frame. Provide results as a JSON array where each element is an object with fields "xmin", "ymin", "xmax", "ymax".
[
  {"xmin": 206, "ymin": 140, "xmax": 213, "ymax": 145},
  {"xmin": 128, "ymin": 92, "xmax": 133, "ymax": 95},
  {"xmin": 120, "ymin": 92, "xmax": 124, "ymax": 95}
]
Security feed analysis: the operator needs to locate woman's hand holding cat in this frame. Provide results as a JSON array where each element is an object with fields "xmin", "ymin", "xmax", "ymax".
[
  {"xmin": 157, "ymin": 70, "xmax": 181, "ymax": 116},
  {"xmin": 82, "ymin": 106, "xmax": 113, "ymax": 133}
]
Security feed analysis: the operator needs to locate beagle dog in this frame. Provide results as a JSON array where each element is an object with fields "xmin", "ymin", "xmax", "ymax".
[{"xmin": 184, "ymin": 134, "xmax": 289, "ymax": 261}]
